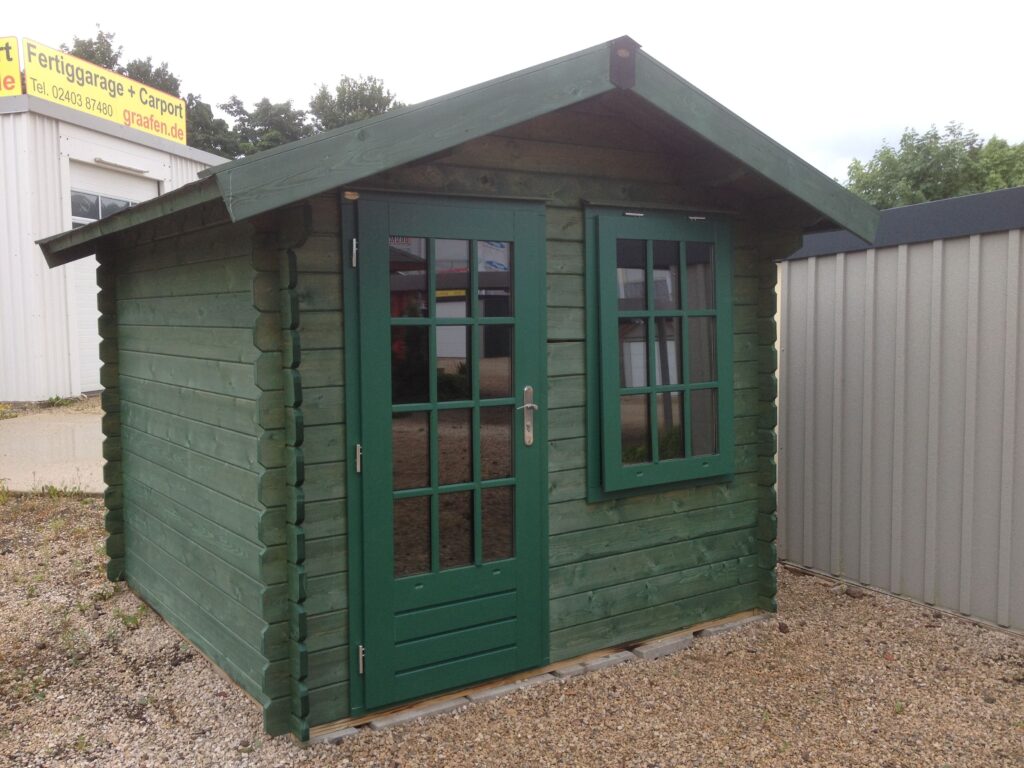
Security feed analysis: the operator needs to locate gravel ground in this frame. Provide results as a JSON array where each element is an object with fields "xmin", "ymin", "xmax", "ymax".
[{"xmin": 1, "ymin": 494, "xmax": 1022, "ymax": 767}]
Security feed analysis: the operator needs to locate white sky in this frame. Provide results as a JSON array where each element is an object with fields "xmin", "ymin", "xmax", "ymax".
[{"xmin": 8, "ymin": 0, "xmax": 1023, "ymax": 181}]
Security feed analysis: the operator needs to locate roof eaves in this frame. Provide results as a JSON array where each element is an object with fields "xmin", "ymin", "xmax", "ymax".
[
  {"xmin": 38, "ymin": 176, "xmax": 223, "ymax": 266},
  {"xmin": 631, "ymin": 52, "xmax": 880, "ymax": 242}
]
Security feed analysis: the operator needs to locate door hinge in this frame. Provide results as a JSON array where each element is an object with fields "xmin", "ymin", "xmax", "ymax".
[
  {"xmin": 351, "ymin": 237, "xmax": 358, "ymax": 268},
  {"xmin": 358, "ymin": 644, "xmax": 366, "ymax": 675},
  {"xmin": 355, "ymin": 443, "xmax": 363, "ymax": 473}
]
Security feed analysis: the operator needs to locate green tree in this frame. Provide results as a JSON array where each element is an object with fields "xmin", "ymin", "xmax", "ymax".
[
  {"xmin": 847, "ymin": 123, "xmax": 1024, "ymax": 208},
  {"xmin": 64, "ymin": 27, "xmax": 179, "ymax": 96},
  {"xmin": 219, "ymin": 96, "xmax": 313, "ymax": 155},
  {"xmin": 309, "ymin": 75, "xmax": 405, "ymax": 131},
  {"xmin": 185, "ymin": 94, "xmax": 241, "ymax": 158}
]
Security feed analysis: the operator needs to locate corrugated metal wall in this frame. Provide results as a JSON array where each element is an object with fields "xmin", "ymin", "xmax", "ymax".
[
  {"xmin": 778, "ymin": 230, "xmax": 1024, "ymax": 631},
  {"xmin": 0, "ymin": 109, "xmax": 220, "ymax": 401},
  {"xmin": 0, "ymin": 111, "xmax": 72, "ymax": 400}
]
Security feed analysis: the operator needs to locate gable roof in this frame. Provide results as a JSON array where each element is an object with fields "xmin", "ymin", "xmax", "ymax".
[
  {"xmin": 786, "ymin": 186, "xmax": 1024, "ymax": 261},
  {"xmin": 41, "ymin": 36, "xmax": 879, "ymax": 266}
]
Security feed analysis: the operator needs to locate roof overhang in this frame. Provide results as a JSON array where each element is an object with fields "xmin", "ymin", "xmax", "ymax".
[{"xmin": 41, "ymin": 36, "xmax": 879, "ymax": 266}]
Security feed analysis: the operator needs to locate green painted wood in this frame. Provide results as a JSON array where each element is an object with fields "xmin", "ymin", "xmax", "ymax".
[
  {"xmin": 307, "ymin": 682, "xmax": 349, "ymax": 727},
  {"xmin": 298, "ymin": 349, "xmax": 344, "ymax": 389},
  {"xmin": 302, "ymin": 387, "xmax": 345, "ymax": 426},
  {"xmin": 550, "ymin": 582, "xmax": 761, "ymax": 661},
  {"xmin": 547, "ymin": 307, "xmax": 585, "ymax": 341},
  {"xmin": 296, "ymin": 311, "xmax": 344, "ymax": 350},
  {"xmin": 550, "ymin": 527, "xmax": 758, "ymax": 598},
  {"xmin": 546, "ymin": 207, "xmax": 584, "ymax": 243},
  {"xmin": 550, "ymin": 555, "xmax": 760, "ymax": 631},
  {"xmin": 307, "ymin": 646, "xmax": 347, "ymax": 688},
  {"xmin": 546, "ymin": 342, "xmax": 584, "ymax": 377},
  {"xmin": 548, "ymin": 407, "xmax": 584, "ymax": 441},
  {"xmin": 302, "ymin": 425, "xmax": 344, "ymax": 465},
  {"xmin": 119, "ymin": 351, "xmax": 259, "ymax": 399},
  {"xmin": 303, "ymin": 500, "xmax": 346, "ymax": 540},
  {"xmin": 549, "ymin": 500, "xmax": 759, "ymax": 567},
  {"xmin": 117, "ymin": 292, "xmax": 255, "ymax": 328},
  {"xmin": 119, "ymin": 325, "xmax": 259, "ymax": 364},
  {"xmin": 356, "ymin": 194, "xmax": 549, "ymax": 711},
  {"xmin": 123, "ymin": 475, "xmax": 273, "ymax": 580},
  {"xmin": 126, "ymin": 504, "xmax": 270, "ymax": 614},
  {"xmin": 548, "ymin": 437, "xmax": 585, "ymax": 472},
  {"xmin": 303, "ymin": 462, "xmax": 345, "ymax": 503},
  {"xmin": 121, "ymin": 401, "xmax": 263, "ymax": 470},
  {"xmin": 297, "ymin": 278, "xmax": 342, "ymax": 312},
  {"xmin": 293, "ymin": 234, "xmax": 343, "ymax": 273},
  {"xmin": 548, "ymin": 375, "xmax": 585, "ymax": 409},
  {"xmin": 306, "ymin": 611, "xmax": 348, "ymax": 653},
  {"xmin": 546, "ymin": 241, "xmax": 584, "ymax": 274},
  {"xmin": 305, "ymin": 573, "xmax": 347, "ymax": 615},
  {"xmin": 304, "ymin": 535, "xmax": 346, "ymax": 578},
  {"xmin": 120, "ymin": 377, "xmax": 258, "ymax": 435},
  {"xmin": 116, "ymin": 254, "xmax": 253, "ymax": 299},
  {"xmin": 122, "ymin": 425, "xmax": 260, "ymax": 508}
]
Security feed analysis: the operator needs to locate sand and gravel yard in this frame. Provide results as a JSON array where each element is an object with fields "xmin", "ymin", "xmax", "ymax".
[{"xmin": 1, "ymin": 492, "xmax": 1022, "ymax": 768}]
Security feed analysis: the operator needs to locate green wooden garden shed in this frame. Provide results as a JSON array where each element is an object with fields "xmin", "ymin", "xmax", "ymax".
[{"xmin": 40, "ymin": 37, "xmax": 878, "ymax": 740}]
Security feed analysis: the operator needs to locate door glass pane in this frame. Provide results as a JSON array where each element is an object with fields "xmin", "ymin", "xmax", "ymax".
[
  {"xmin": 438, "ymin": 409, "xmax": 472, "ymax": 486},
  {"xmin": 691, "ymin": 389, "xmax": 719, "ymax": 456},
  {"xmin": 619, "ymin": 319, "xmax": 647, "ymax": 387},
  {"xmin": 478, "ymin": 241, "xmax": 512, "ymax": 316},
  {"xmin": 390, "ymin": 236, "xmax": 428, "ymax": 318},
  {"xmin": 392, "ymin": 327, "xmax": 429, "ymax": 404},
  {"xmin": 480, "ymin": 406, "xmax": 513, "ymax": 480},
  {"xmin": 392, "ymin": 412, "xmax": 429, "ymax": 490},
  {"xmin": 654, "ymin": 318, "xmax": 680, "ymax": 385},
  {"xmin": 435, "ymin": 239, "xmax": 470, "ymax": 318},
  {"xmin": 688, "ymin": 317, "xmax": 717, "ymax": 383},
  {"xmin": 653, "ymin": 240, "xmax": 680, "ymax": 309},
  {"xmin": 656, "ymin": 392, "xmax": 684, "ymax": 460},
  {"xmin": 620, "ymin": 394, "xmax": 650, "ymax": 464},
  {"xmin": 439, "ymin": 491, "xmax": 473, "ymax": 569},
  {"xmin": 394, "ymin": 496, "xmax": 431, "ymax": 577},
  {"xmin": 479, "ymin": 326, "xmax": 512, "ymax": 398},
  {"xmin": 616, "ymin": 239, "xmax": 646, "ymax": 310},
  {"xmin": 436, "ymin": 326, "xmax": 471, "ymax": 401},
  {"xmin": 482, "ymin": 487, "xmax": 514, "ymax": 561},
  {"xmin": 686, "ymin": 242, "xmax": 715, "ymax": 309}
]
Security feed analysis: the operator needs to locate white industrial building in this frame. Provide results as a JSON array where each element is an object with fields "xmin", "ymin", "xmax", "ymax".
[{"xmin": 1, "ymin": 94, "xmax": 223, "ymax": 401}]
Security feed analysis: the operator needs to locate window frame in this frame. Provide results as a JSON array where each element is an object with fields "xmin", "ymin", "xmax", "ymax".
[{"xmin": 585, "ymin": 207, "xmax": 735, "ymax": 499}]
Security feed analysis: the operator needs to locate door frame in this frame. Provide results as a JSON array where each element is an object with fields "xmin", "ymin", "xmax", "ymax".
[{"xmin": 342, "ymin": 191, "xmax": 549, "ymax": 717}]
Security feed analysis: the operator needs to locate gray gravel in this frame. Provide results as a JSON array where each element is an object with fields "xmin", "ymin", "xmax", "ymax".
[{"xmin": 2, "ymin": 494, "xmax": 1022, "ymax": 767}]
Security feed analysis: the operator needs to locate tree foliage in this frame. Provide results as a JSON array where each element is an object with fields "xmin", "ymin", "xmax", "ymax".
[
  {"xmin": 847, "ymin": 123, "xmax": 1024, "ymax": 208},
  {"xmin": 309, "ymin": 75, "xmax": 405, "ymax": 131},
  {"xmin": 62, "ymin": 28, "xmax": 404, "ymax": 159}
]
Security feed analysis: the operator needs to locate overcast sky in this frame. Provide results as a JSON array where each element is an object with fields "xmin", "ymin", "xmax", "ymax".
[{"xmin": 8, "ymin": 0, "xmax": 1022, "ymax": 181}]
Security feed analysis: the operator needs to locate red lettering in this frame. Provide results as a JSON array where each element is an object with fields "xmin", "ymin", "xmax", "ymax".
[{"xmin": 1, "ymin": 74, "xmax": 15, "ymax": 92}]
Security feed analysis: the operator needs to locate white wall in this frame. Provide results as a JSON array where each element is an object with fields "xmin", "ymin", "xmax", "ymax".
[
  {"xmin": 0, "ymin": 103, "xmax": 220, "ymax": 401},
  {"xmin": 778, "ymin": 230, "xmax": 1024, "ymax": 631}
]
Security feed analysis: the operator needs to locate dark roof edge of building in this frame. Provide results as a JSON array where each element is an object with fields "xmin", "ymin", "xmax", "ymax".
[{"xmin": 785, "ymin": 186, "xmax": 1024, "ymax": 261}]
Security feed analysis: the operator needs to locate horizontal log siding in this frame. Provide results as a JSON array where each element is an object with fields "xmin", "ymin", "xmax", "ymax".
[
  {"xmin": 359, "ymin": 105, "xmax": 784, "ymax": 664},
  {"xmin": 112, "ymin": 220, "xmax": 290, "ymax": 727},
  {"xmin": 291, "ymin": 196, "xmax": 349, "ymax": 728}
]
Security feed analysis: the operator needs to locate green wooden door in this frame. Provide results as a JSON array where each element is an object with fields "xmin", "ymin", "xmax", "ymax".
[{"xmin": 355, "ymin": 194, "xmax": 548, "ymax": 710}]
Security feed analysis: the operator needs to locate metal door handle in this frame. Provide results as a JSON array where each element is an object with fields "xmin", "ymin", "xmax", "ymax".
[{"xmin": 517, "ymin": 385, "xmax": 538, "ymax": 446}]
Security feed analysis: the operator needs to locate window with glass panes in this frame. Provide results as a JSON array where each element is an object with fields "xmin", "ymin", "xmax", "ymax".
[
  {"xmin": 590, "ymin": 210, "xmax": 734, "ymax": 493},
  {"xmin": 70, "ymin": 189, "xmax": 133, "ymax": 229}
]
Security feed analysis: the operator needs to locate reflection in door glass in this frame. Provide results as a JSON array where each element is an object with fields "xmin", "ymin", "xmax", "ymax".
[
  {"xmin": 436, "ymin": 326, "xmax": 471, "ymax": 400},
  {"xmin": 479, "ymin": 326, "xmax": 512, "ymax": 398},
  {"xmin": 392, "ymin": 412, "xmax": 429, "ymax": 490},
  {"xmin": 392, "ymin": 327, "xmax": 429, "ymax": 403},
  {"xmin": 393, "ymin": 496, "xmax": 431, "ymax": 577},
  {"xmin": 686, "ymin": 242, "xmax": 715, "ymax": 309},
  {"xmin": 439, "ymin": 491, "xmax": 473, "ymax": 569},
  {"xmin": 389, "ymin": 236, "xmax": 428, "ymax": 318},
  {"xmin": 652, "ymin": 240, "xmax": 680, "ymax": 309},
  {"xmin": 656, "ymin": 392, "xmax": 684, "ymax": 460},
  {"xmin": 435, "ymin": 239, "xmax": 470, "ymax": 318},
  {"xmin": 691, "ymin": 389, "xmax": 719, "ymax": 456},
  {"xmin": 688, "ymin": 317, "xmax": 717, "ymax": 383},
  {"xmin": 616, "ymin": 239, "xmax": 646, "ymax": 310},
  {"xmin": 438, "ymin": 409, "xmax": 472, "ymax": 486},
  {"xmin": 478, "ymin": 241, "xmax": 513, "ymax": 315},
  {"xmin": 480, "ymin": 406, "xmax": 513, "ymax": 480},
  {"xmin": 619, "ymin": 319, "xmax": 647, "ymax": 388},
  {"xmin": 653, "ymin": 318, "xmax": 680, "ymax": 385},
  {"xmin": 620, "ymin": 394, "xmax": 650, "ymax": 464},
  {"xmin": 482, "ymin": 487, "xmax": 514, "ymax": 561}
]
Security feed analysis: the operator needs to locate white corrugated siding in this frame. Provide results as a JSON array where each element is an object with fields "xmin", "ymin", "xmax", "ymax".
[
  {"xmin": 0, "ymin": 111, "xmax": 71, "ymax": 400},
  {"xmin": 0, "ymin": 108, "xmax": 220, "ymax": 401},
  {"xmin": 778, "ymin": 230, "xmax": 1024, "ymax": 631}
]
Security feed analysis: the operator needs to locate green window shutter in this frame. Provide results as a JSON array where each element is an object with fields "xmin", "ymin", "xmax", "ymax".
[{"xmin": 586, "ymin": 209, "xmax": 734, "ymax": 496}]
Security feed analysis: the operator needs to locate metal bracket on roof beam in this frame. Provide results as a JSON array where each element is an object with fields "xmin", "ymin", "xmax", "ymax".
[{"xmin": 609, "ymin": 36, "xmax": 640, "ymax": 89}]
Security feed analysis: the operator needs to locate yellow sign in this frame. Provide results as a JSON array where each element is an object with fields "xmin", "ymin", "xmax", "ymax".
[
  {"xmin": 0, "ymin": 37, "xmax": 21, "ymax": 97},
  {"xmin": 22, "ymin": 39, "xmax": 186, "ymax": 144}
]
